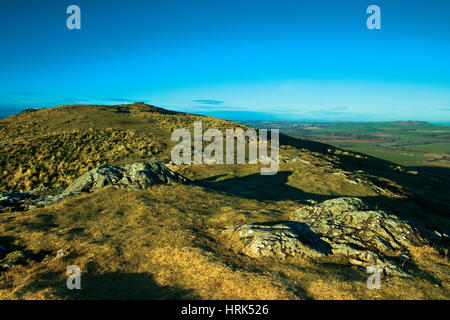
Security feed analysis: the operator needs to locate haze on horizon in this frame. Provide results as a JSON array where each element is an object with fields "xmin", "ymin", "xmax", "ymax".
[{"xmin": 0, "ymin": 0, "xmax": 449, "ymax": 123}]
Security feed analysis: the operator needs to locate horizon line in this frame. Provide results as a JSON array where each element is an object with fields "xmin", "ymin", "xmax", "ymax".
[{"xmin": 0, "ymin": 102, "xmax": 449, "ymax": 126}]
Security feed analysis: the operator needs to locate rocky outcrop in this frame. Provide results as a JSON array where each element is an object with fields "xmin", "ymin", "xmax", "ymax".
[
  {"xmin": 223, "ymin": 222, "xmax": 332, "ymax": 260},
  {"xmin": 62, "ymin": 162, "xmax": 190, "ymax": 196},
  {"xmin": 223, "ymin": 197, "xmax": 447, "ymax": 276},
  {"xmin": 0, "ymin": 192, "xmax": 63, "ymax": 212},
  {"xmin": 0, "ymin": 162, "xmax": 190, "ymax": 212}
]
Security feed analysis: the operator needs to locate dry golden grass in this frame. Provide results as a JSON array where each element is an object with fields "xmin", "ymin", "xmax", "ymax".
[
  {"xmin": 0, "ymin": 103, "xmax": 247, "ymax": 192},
  {"xmin": 0, "ymin": 129, "xmax": 165, "ymax": 191},
  {"xmin": 0, "ymin": 185, "xmax": 296, "ymax": 299},
  {"xmin": 0, "ymin": 182, "xmax": 448, "ymax": 300}
]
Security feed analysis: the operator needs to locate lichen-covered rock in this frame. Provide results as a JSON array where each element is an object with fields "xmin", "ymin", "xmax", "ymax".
[
  {"xmin": 0, "ymin": 192, "xmax": 61, "ymax": 212},
  {"xmin": 223, "ymin": 222, "xmax": 332, "ymax": 259},
  {"xmin": 291, "ymin": 197, "xmax": 448, "ymax": 275},
  {"xmin": 291, "ymin": 197, "xmax": 438, "ymax": 250},
  {"xmin": 224, "ymin": 197, "xmax": 447, "ymax": 277},
  {"xmin": 63, "ymin": 162, "xmax": 190, "ymax": 196}
]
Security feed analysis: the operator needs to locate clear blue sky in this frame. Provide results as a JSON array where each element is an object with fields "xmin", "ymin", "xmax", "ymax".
[{"xmin": 1, "ymin": 0, "xmax": 449, "ymax": 122}]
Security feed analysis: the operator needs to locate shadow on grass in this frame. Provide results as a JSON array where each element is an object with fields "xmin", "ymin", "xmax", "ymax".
[
  {"xmin": 201, "ymin": 165, "xmax": 449, "ymax": 286},
  {"xmin": 20, "ymin": 213, "xmax": 58, "ymax": 232},
  {"xmin": 18, "ymin": 268, "xmax": 198, "ymax": 300},
  {"xmin": 279, "ymin": 133, "xmax": 450, "ymax": 219},
  {"xmin": 408, "ymin": 166, "xmax": 450, "ymax": 179},
  {"xmin": 203, "ymin": 167, "xmax": 449, "ymax": 229},
  {"xmin": 203, "ymin": 171, "xmax": 331, "ymax": 202}
]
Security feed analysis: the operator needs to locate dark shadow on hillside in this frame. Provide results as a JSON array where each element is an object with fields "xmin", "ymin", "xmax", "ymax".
[
  {"xmin": 279, "ymin": 132, "xmax": 450, "ymax": 181},
  {"xmin": 280, "ymin": 132, "xmax": 404, "ymax": 173},
  {"xmin": 17, "ymin": 269, "xmax": 198, "ymax": 300},
  {"xmin": 203, "ymin": 171, "xmax": 450, "ymax": 230},
  {"xmin": 408, "ymin": 166, "xmax": 450, "ymax": 179},
  {"xmin": 0, "ymin": 235, "xmax": 53, "ymax": 268},
  {"xmin": 0, "ymin": 235, "xmax": 17, "ymax": 260},
  {"xmin": 279, "ymin": 133, "xmax": 339, "ymax": 154},
  {"xmin": 203, "ymin": 171, "xmax": 331, "ymax": 202},
  {"xmin": 278, "ymin": 133, "xmax": 450, "ymax": 220},
  {"xmin": 20, "ymin": 214, "xmax": 58, "ymax": 232},
  {"xmin": 203, "ymin": 170, "xmax": 448, "ymax": 282}
]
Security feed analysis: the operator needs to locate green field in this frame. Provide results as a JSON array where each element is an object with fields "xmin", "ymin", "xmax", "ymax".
[{"xmin": 244, "ymin": 121, "xmax": 450, "ymax": 169}]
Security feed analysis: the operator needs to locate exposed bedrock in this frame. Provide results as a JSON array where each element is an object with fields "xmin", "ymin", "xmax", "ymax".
[{"xmin": 223, "ymin": 197, "xmax": 448, "ymax": 276}]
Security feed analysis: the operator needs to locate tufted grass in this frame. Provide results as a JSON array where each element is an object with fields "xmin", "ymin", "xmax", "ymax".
[{"xmin": 0, "ymin": 169, "xmax": 449, "ymax": 300}]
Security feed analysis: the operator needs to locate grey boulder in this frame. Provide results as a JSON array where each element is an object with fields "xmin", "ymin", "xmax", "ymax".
[{"xmin": 62, "ymin": 162, "xmax": 190, "ymax": 196}]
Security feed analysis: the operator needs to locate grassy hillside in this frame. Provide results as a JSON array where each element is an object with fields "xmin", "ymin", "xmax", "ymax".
[
  {"xmin": 0, "ymin": 103, "xmax": 246, "ymax": 192},
  {"xmin": 0, "ymin": 104, "xmax": 449, "ymax": 300}
]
